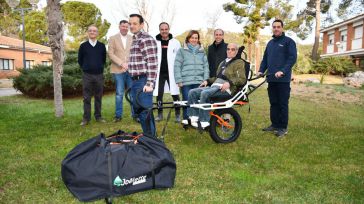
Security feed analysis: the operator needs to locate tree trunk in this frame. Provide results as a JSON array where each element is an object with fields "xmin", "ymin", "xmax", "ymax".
[
  {"xmin": 46, "ymin": 0, "xmax": 64, "ymax": 117},
  {"xmin": 311, "ymin": 0, "xmax": 321, "ymax": 61}
]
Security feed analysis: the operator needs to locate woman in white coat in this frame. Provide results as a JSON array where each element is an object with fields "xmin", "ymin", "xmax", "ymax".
[{"xmin": 153, "ymin": 22, "xmax": 181, "ymax": 122}]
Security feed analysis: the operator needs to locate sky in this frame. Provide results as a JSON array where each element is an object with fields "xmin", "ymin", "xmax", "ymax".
[{"xmin": 37, "ymin": 0, "xmax": 315, "ymax": 44}]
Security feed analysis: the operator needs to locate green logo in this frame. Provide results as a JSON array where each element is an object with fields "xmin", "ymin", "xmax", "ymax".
[{"xmin": 113, "ymin": 176, "xmax": 123, "ymax": 187}]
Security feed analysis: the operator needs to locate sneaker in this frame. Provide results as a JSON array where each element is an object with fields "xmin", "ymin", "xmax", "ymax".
[
  {"xmin": 80, "ymin": 120, "xmax": 89, "ymax": 126},
  {"xmin": 96, "ymin": 118, "xmax": 107, "ymax": 123},
  {"xmin": 262, "ymin": 125, "xmax": 277, "ymax": 132},
  {"xmin": 189, "ymin": 116, "xmax": 199, "ymax": 123},
  {"xmin": 175, "ymin": 114, "xmax": 181, "ymax": 123},
  {"xmin": 181, "ymin": 119, "xmax": 189, "ymax": 125},
  {"xmin": 275, "ymin": 129, "xmax": 288, "ymax": 137},
  {"xmin": 113, "ymin": 117, "xmax": 121, "ymax": 123},
  {"xmin": 155, "ymin": 112, "xmax": 163, "ymax": 122},
  {"xmin": 191, "ymin": 120, "xmax": 198, "ymax": 127},
  {"xmin": 200, "ymin": 121, "xmax": 210, "ymax": 129}
]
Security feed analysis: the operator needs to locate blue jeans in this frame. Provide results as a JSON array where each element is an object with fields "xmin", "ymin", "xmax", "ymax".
[
  {"xmin": 188, "ymin": 87, "xmax": 231, "ymax": 122},
  {"xmin": 113, "ymin": 72, "xmax": 134, "ymax": 118},
  {"xmin": 130, "ymin": 76, "xmax": 155, "ymax": 137},
  {"xmin": 181, "ymin": 84, "xmax": 199, "ymax": 119}
]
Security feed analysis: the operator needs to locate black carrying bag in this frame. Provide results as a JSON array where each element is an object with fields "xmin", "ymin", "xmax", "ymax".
[{"xmin": 61, "ymin": 130, "xmax": 176, "ymax": 202}]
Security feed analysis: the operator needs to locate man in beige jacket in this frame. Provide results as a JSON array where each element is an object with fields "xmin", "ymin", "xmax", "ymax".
[{"xmin": 108, "ymin": 20, "xmax": 134, "ymax": 122}]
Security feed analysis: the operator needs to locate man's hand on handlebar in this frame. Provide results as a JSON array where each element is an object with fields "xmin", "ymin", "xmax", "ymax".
[
  {"xmin": 256, "ymin": 72, "xmax": 264, "ymax": 77},
  {"xmin": 275, "ymin": 71, "xmax": 284, "ymax": 78}
]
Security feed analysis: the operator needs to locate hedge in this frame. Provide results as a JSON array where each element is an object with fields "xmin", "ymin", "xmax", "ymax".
[{"xmin": 13, "ymin": 51, "xmax": 114, "ymax": 98}]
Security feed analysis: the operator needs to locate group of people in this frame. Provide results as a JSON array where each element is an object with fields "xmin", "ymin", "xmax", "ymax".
[{"xmin": 78, "ymin": 15, "xmax": 297, "ymax": 138}]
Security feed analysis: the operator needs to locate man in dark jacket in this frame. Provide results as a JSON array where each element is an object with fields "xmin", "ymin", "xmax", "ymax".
[
  {"xmin": 207, "ymin": 29, "xmax": 228, "ymax": 77},
  {"xmin": 257, "ymin": 19, "xmax": 297, "ymax": 137},
  {"xmin": 78, "ymin": 25, "xmax": 107, "ymax": 126}
]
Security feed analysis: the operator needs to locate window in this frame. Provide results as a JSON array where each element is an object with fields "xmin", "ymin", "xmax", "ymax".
[
  {"xmin": 328, "ymin": 34, "xmax": 334, "ymax": 45},
  {"xmin": 42, "ymin": 61, "xmax": 51, "ymax": 66},
  {"xmin": 354, "ymin": 26, "xmax": 363, "ymax": 39},
  {"xmin": 0, "ymin": 59, "xmax": 14, "ymax": 70},
  {"xmin": 341, "ymin": 30, "xmax": 347, "ymax": 42},
  {"xmin": 25, "ymin": 60, "xmax": 34, "ymax": 69}
]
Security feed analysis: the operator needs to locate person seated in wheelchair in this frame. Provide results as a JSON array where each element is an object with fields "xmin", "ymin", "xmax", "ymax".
[{"xmin": 186, "ymin": 43, "xmax": 247, "ymax": 128}]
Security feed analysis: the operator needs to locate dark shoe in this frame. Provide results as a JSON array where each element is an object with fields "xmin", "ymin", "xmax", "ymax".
[
  {"xmin": 80, "ymin": 120, "xmax": 89, "ymax": 126},
  {"xmin": 133, "ymin": 117, "xmax": 140, "ymax": 123},
  {"xmin": 113, "ymin": 117, "xmax": 121, "ymax": 123},
  {"xmin": 275, "ymin": 129, "xmax": 288, "ymax": 137},
  {"xmin": 262, "ymin": 125, "xmax": 277, "ymax": 132},
  {"xmin": 96, "ymin": 118, "xmax": 107, "ymax": 123},
  {"xmin": 155, "ymin": 112, "xmax": 163, "ymax": 122},
  {"xmin": 175, "ymin": 114, "xmax": 181, "ymax": 123}
]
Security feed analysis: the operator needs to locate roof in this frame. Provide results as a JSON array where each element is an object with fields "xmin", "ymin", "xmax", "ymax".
[
  {"xmin": 0, "ymin": 35, "xmax": 52, "ymax": 54},
  {"xmin": 320, "ymin": 13, "xmax": 364, "ymax": 33}
]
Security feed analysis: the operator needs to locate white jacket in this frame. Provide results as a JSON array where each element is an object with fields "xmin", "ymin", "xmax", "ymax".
[{"xmin": 153, "ymin": 37, "xmax": 181, "ymax": 96}]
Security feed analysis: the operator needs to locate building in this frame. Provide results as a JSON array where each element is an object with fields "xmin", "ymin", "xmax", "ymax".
[
  {"xmin": 321, "ymin": 13, "xmax": 364, "ymax": 69},
  {"xmin": 0, "ymin": 35, "xmax": 52, "ymax": 79}
]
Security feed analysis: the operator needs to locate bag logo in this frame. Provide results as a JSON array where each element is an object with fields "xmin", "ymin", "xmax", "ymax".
[{"xmin": 113, "ymin": 175, "xmax": 147, "ymax": 187}]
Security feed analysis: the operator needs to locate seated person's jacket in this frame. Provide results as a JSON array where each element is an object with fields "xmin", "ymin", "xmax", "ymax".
[{"xmin": 207, "ymin": 58, "xmax": 247, "ymax": 95}]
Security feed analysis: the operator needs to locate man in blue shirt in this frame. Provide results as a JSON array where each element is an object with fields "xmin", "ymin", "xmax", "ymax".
[{"xmin": 257, "ymin": 19, "xmax": 297, "ymax": 137}]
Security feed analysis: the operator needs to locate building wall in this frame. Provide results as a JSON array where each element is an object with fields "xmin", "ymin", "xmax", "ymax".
[
  {"xmin": 322, "ymin": 32, "xmax": 328, "ymax": 54},
  {"xmin": 334, "ymin": 28, "xmax": 340, "ymax": 53},
  {"xmin": 347, "ymin": 23, "xmax": 353, "ymax": 51},
  {"xmin": 0, "ymin": 48, "xmax": 52, "ymax": 79}
]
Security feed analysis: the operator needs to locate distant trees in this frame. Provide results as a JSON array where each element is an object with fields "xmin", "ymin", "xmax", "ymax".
[
  {"xmin": 61, "ymin": 1, "xmax": 110, "ymax": 50},
  {"xmin": 223, "ymin": 0, "xmax": 300, "ymax": 61}
]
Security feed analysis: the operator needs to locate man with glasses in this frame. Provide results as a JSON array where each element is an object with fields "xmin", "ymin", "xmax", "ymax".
[
  {"xmin": 78, "ymin": 25, "xmax": 107, "ymax": 126},
  {"xmin": 257, "ymin": 19, "xmax": 297, "ymax": 137},
  {"xmin": 187, "ymin": 43, "xmax": 246, "ymax": 129},
  {"xmin": 207, "ymin": 29, "xmax": 228, "ymax": 77}
]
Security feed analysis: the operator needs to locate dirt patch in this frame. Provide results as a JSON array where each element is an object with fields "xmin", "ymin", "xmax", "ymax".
[
  {"xmin": 292, "ymin": 74, "xmax": 343, "ymax": 84},
  {"xmin": 291, "ymin": 83, "xmax": 363, "ymax": 105}
]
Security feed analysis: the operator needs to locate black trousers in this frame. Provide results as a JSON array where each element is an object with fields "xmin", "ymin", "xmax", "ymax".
[
  {"xmin": 82, "ymin": 72, "xmax": 104, "ymax": 121},
  {"xmin": 156, "ymin": 74, "xmax": 180, "ymax": 114},
  {"xmin": 268, "ymin": 82, "xmax": 291, "ymax": 129}
]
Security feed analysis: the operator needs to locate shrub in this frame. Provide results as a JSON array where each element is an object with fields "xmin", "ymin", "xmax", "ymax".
[
  {"xmin": 293, "ymin": 53, "xmax": 313, "ymax": 74},
  {"xmin": 313, "ymin": 56, "xmax": 358, "ymax": 83},
  {"xmin": 13, "ymin": 52, "xmax": 114, "ymax": 98}
]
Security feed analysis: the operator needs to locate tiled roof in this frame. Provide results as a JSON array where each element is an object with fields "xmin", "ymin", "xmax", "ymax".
[{"xmin": 0, "ymin": 35, "xmax": 52, "ymax": 53}]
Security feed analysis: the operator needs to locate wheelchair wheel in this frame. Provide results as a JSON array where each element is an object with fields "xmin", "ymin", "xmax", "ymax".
[{"xmin": 209, "ymin": 108, "xmax": 242, "ymax": 143}]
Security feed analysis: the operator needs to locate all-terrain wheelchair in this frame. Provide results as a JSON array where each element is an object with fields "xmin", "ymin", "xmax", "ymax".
[{"xmin": 127, "ymin": 57, "xmax": 267, "ymax": 144}]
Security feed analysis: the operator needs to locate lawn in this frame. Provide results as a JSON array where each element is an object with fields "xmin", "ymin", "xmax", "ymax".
[{"xmin": 0, "ymin": 84, "xmax": 363, "ymax": 203}]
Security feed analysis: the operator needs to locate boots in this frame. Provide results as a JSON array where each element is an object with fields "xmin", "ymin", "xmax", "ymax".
[{"xmin": 155, "ymin": 111, "xmax": 163, "ymax": 122}]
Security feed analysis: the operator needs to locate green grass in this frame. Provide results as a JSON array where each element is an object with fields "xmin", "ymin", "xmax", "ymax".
[{"xmin": 0, "ymin": 86, "xmax": 363, "ymax": 203}]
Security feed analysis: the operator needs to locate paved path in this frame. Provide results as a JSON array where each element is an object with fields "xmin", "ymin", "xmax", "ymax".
[{"xmin": 0, "ymin": 88, "xmax": 21, "ymax": 97}]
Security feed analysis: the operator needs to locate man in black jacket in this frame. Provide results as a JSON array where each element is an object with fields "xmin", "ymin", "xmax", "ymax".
[
  {"xmin": 257, "ymin": 19, "xmax": 297, "ymax": 137},
  {"xmin": 78, "ymin": 25, "xmax": 107, "ymax": 126},
  {"xmin": 207, "ymin": 29, "xmax": 228, "ymax": 78}
]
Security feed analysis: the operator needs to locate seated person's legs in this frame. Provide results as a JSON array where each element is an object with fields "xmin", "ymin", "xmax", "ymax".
[
  {"xmin": 199, "ymin": 87, "xmax": 221, "ymax": 123},
  {"xmin": 187, "ymin": 87, "xmax": 204, "ymax": 120}
]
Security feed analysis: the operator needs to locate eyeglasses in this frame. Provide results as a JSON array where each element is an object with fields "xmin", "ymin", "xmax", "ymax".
[{"xmin": 227, "ymin": 48, "xmax": 236, "ymax": 51}]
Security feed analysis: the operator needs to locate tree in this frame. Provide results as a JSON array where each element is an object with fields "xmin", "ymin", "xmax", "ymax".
[
  {"xmin": 337, "ymin": 0, "xmax": 364, "ymax": 19},
  {"xmin": 61, "ymin": 1, "xmax": 110, "ymax": 50},
  {"xmin": 22, "ymin": 10, "xmax": 48, "ymax": 45},
  {"xmin": 224, "ymin": 0, "xmax": 296, "ymax": 61},
  {"xmin": 160, "ymin": 0, "xmax": 176, "ymax": 29},
  {"xmin": 0, "ymin": 0, "xmax": 32, "ymax": 37},
  {"xmin": 294, "ymin": 0, "xmax": 332, "ymax": 61},
  {"xmin": 47, "ymin": 0, "xmax": 64, "ymax": 117}
]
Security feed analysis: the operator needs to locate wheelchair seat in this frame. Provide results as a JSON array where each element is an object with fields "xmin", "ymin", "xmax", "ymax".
[{"xmin": 209, "ymin": 94, "xmax": 233, "ymax": 103}]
